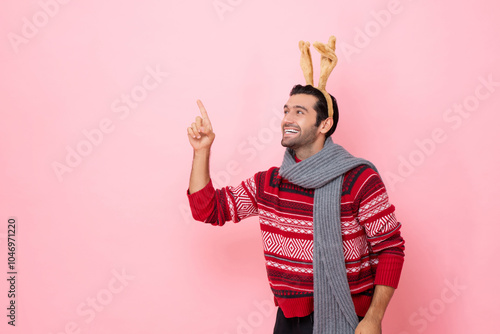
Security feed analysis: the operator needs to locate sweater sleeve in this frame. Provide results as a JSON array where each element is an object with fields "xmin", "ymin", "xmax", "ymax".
[
  {"xmin": 354, "ymin": 167, "xmax": 405, "ymax": 289},
  {"xmin": 187, "ymin": 175, "xmax": 259, "ymax": 226}
]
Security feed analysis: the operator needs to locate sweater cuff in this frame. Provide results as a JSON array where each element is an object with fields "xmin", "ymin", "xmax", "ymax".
[
  {"xmin": 187, "ymin": 180, "xmax": 216, "ymax": 221},
  {"xmin": 373, "ymin": 253, "xmax": 404, "ymax": 289},
  {"xmin": 187, "ymin": 179, "xmax": 215, "ymax": 196}
]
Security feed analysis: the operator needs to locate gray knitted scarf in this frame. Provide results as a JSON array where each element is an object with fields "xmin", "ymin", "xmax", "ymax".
[{"xmin": 279, "ymin": 137, "xmax": 376, "ymax": 334}]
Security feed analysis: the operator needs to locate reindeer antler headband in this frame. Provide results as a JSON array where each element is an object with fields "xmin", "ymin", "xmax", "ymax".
[{"xmin": 299, "ymin": 35, "xmax": 338, "ymax": 117}]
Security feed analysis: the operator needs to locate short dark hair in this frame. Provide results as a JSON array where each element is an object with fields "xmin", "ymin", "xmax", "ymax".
[{"xmin": 289, "ymin": 84, "xmax": 339, "ymax": 138}]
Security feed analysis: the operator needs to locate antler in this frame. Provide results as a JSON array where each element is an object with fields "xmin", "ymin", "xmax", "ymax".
[
  {"xmin": 298, "ymin": 36, "xmax": 338, "ymax": 117},
  {"xmin": 299, "ymin": 41, "xmax": 314, "ymax": 86},
  {"xmin": 313, "ymin": 36, "xmax": 338, "ymax": 91}
]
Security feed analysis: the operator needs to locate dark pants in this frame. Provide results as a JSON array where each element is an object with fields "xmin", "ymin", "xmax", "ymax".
[{"xmin": 273, "ymin": 307, "xmax": 364, "ymax": 334}]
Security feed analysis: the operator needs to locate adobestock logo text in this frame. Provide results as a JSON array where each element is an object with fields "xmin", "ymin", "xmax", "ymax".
[{"xmin": 8, "ymin": 0, "xmax": 72, "ymax": 54}]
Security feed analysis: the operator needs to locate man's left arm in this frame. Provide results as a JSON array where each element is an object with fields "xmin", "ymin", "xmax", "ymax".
[
  {"xmin": 353, "ymin": 167, "xmax": 405, "ymax": 333},
  {"xmin": 355, "ymin": 284, "xmax": 394, "ymax": 334}
]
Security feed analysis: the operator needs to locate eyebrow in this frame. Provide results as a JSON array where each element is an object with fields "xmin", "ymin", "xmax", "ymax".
[{"xmin": 283, "ymin": 104, "xmax": 309, "ymax": 112}]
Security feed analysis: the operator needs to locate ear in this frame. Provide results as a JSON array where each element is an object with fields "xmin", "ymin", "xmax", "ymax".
[{"xmin": 319, "ymin": 117, "xmax": 334, "ymax": 135}]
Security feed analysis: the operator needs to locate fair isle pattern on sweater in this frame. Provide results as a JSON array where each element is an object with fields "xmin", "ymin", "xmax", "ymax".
[{"xmin": 188, "ymin": 164, "xmax": 405, "ymax": 318}]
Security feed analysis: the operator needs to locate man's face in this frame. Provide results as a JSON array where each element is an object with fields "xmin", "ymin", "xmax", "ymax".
[{"xmin": 281, "ymin": 94, "xmax": 321, "ymax": 150}]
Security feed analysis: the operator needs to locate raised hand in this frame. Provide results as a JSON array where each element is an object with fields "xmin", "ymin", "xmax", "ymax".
[{"xmin": 187, "ymin": 100, "xmax": 216, "ymax": 152}]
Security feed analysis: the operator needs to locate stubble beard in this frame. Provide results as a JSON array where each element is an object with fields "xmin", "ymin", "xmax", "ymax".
[{"xmin": 281, "ymin": 125, "xmax": 319, "ymax": 150}]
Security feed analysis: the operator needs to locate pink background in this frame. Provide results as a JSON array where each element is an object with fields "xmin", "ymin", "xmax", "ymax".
[{"xmin": 1, "ymin": 0, "xmax": 499, "ymax": 333}]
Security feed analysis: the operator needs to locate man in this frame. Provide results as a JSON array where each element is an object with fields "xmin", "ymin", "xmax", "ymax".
[{"xmin": 186, "ymin": 84, "xmax": 405, "ymax": 334}]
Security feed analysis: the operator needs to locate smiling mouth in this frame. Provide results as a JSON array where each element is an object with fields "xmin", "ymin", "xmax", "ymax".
[{"xmin": 284, "ymin": 128, "xmax": 299, "ymax": 135}]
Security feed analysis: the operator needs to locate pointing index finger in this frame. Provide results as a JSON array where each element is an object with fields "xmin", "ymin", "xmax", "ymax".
[{"xmin": 196, "ymin": 99, "xmax": 211, "ymax": 123}]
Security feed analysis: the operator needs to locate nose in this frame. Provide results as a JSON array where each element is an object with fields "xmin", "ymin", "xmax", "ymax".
[{"xmin": 282, "ymin": 112, "xmax": 295, "ymax": 125}]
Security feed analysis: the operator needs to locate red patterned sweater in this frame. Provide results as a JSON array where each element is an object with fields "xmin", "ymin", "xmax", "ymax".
[{"xmin": 188, "ymin": 164, "xmax": 405, "ymax": 318}]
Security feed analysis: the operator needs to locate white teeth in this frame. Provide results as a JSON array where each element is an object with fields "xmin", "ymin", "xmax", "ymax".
[{"xmin": 285, "ymin": 129, "xmax": 299, "ymax": 134}]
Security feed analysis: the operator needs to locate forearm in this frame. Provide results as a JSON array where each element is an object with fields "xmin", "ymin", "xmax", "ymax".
[
  {"xmin": 188, "ymin": 148, "xmax": 211, "ymax": 194},
  {"xmin": 364, "ymin": 284, "xmax": 395, "ymax": 322}
]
